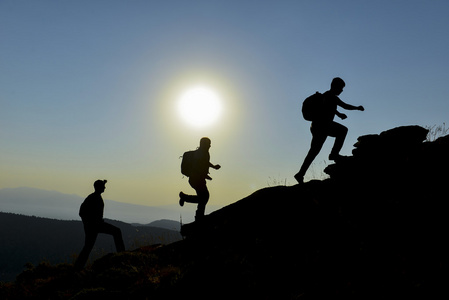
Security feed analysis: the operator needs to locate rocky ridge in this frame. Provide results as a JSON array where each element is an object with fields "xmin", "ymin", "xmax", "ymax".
[{"xmin": 1, "ymin": 125, "xmax": 448, "ymax": 299}]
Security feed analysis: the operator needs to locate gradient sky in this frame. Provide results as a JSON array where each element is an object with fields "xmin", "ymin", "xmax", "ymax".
[{"xmin": 1, "ymin": 1, "xmax": 449, "ymax": 213}]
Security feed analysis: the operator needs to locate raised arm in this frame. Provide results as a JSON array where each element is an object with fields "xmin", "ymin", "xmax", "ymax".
[
  {"xmin": 209, "ymin": 162, "xmax": 221, "ymax": 170},
  {"xmin": 337, "ymin": 98, "xmax": 364, "ymax": 111}
]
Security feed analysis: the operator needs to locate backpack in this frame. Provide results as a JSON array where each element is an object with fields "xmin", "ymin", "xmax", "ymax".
[
  {"xmin": 79, "ymin": 198, "xmax": 92, "ymax": 220},
  {"xmin": 302, "ymin": 92, "xmax": 324, "ymax": 121},
  {"xmin": 181, "ymin": 150, "xmax": 197, "ymax": 177},
  {"xmin": 79, "ymin": 201, "xmax": 87, "ymax": 219}
]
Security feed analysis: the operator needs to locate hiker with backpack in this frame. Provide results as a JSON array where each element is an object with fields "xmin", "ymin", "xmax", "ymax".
[
  {"xmin": 179, "ymin": 137, "xmax": 221, "ymax": 221},
  {"xmin": 74, "ymin": 180, "xmax": 125, "ymax": 270},
  {"xmin": 295, "ymin": 77, "xmax": 364, "ymax": 184}
]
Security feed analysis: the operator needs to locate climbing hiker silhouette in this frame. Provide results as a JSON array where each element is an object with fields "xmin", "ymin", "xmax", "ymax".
[
  {"xmin": 179, "ymin": 137, "xmax": 221, "ymax": 221},
  {"xmin": 295, "ymin": 77, "xmax": 364, "ymax": 183},
  {"xmin": 74, "ymin": 180, "xmax": 125, "ymax": 270}
]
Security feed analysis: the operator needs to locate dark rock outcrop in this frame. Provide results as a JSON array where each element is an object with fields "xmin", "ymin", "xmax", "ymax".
[
  {"xmin": 178, "ymin": 125, "xmax": 449, "ymax": 299},
  {"xmin": 324, "ymin": 125, "xmax": 431, "ymax": 180}
]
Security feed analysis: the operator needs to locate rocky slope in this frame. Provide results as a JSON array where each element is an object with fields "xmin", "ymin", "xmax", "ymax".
[{"xmin": 1, "ymin": 125, "xmax": 448, "ymax": 299}]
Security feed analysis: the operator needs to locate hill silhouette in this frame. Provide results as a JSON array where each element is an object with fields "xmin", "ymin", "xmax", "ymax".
[
  {"xmin": 1, "ymin": 125, "xmax": 448, "ymax": 299},
  {"xmin": 0, "ymin": 213, "xmax": 182, "ymax": 282}
]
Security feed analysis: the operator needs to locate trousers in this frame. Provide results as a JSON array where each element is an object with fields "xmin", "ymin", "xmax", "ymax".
[
  {"xmin": 298, "ymin": 121, "xmax": 348, "ymax": 177},
  {"xmin": 184, "ymin": 177, "xmax": 210, "ymax": 219},
  {"xmin": 74, "ymin": 220, "xmax": 125, "ymax": 269}
]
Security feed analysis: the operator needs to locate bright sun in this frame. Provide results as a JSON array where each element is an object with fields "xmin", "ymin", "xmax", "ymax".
[{"xmin": 177, "ymin": 86, "xmax": 222, "ymax": 128}]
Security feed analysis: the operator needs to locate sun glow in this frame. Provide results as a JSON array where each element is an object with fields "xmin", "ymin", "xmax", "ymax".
[{"xmin": 177, "ymin": 86, "xmax": 222, "ymax": 128}]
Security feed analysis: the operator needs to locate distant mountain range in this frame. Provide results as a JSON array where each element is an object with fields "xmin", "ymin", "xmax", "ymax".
[
  {"xmin": 0, "ymin": 187, "xmax": 212, "ymax": 281},
  {"xmin": 0, "ymin": 212, "xmax": 182, "ymax": 282},
  {"xmin": 0, "ymin": 187, "xmax": 219, "ymax": 224}
]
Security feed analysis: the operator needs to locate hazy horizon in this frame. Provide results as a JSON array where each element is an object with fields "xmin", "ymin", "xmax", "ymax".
[{"xmin": 0, "ymin": 186, "xmax": 224, "ymax": 224}]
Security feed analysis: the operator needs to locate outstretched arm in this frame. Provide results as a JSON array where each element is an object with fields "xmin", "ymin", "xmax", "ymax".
[
  {"xmin": 209, "ymin": 163, "xmax": 221, "ymax": 170},
  {"xmin": 337, "ymin": 99, "xmax": 364, "ymax": 111}
]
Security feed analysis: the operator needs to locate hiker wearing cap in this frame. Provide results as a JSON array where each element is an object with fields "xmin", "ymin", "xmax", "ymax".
[{"xmin": 74, "ymin": 180, "xmax": 125, "ymax": 270}]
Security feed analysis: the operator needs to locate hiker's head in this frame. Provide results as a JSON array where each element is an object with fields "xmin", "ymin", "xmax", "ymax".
[
  {"xmin": 199, "ymin": 137, "xmax": 211, "ymax": 150},
  {"xmin": 330, "ymin": 77, "xmax": 345, "ymax": 95},
  {"xmin": 94, "ymin": 179, "xmax": 107, "ymax": 193}
]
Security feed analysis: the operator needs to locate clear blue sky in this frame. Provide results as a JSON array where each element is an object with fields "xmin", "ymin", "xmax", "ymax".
[{"xmin": 1, "ymin": 0, "xmax": 448, "ymax": 211}]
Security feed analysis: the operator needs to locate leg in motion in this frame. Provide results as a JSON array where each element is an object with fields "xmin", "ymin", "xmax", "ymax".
[
  {"xmin": 328, "ymin": 122, "xmax": 348, "ymax": 160},
  {"xmin": 74, "ymin": 223, "xmax": 99, "ymax": 270},
  {"xmin": 98, "ymin": 221, "xmax": 125, "ymax": 252},
  {"xmin": 295, "ymin": 127, "xmax": 327, "ymax": 183}
]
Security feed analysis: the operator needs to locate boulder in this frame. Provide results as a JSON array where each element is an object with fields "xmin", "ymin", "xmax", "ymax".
[{"xmin": 325, "ymin": 125, "xmax": 439, "ymax": 182}]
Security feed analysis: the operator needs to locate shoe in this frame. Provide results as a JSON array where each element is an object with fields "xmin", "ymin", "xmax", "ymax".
[
  {"xmin": 294, "ymin": 173, "xmax": 304, "ymax": 184},
  {"xmin": 179, "ymin": 192, "xmax": 186, "ymax": 207}
]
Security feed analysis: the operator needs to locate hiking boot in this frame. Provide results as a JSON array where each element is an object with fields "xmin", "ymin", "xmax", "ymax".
[
  {"xmin": 294, "ymin": 173, "xmax": 304, "ymax": 184},
  {"xmin": 179, "ymin": 192, "xmax": 186, "ymax": 207}
]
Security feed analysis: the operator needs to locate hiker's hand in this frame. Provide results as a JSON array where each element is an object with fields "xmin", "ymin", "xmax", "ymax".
[
  {"xmin": 358, "ymin": 106, "xmax": 365, "ymax": 111},
  {"xmin": 339, "ymin": 113, "xmax": 347, "ymax": 120},
  {"xmin": 214, "ymin": 164, "xmax": 221, "ymax": 170}
]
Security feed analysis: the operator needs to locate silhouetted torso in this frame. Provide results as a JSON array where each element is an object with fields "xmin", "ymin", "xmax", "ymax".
[
  {"xmin": 79, "ymin": 192, "xmax": 104, "ymax": 223},
  {"xmin": 316, "ymin": 91, "xmax": 340, "ymax": 124},
  {"xmin": 192, "ymin": 150, "xmax": 210, "ymax": 180}
]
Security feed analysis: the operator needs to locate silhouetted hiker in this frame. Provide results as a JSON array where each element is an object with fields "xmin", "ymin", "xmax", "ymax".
[
  {"xmin": 179, "ymin": 137, "xmax": 221, "ymax": 221},
  {"xmin": 74, "ymin": 180, "xmax": 125, "ymax": 270},
  {"xmin": 295, "ymin": 77, "xmax": 364, "ymax": 183}
]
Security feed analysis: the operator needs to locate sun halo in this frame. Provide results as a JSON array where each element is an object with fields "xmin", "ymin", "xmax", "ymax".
[{"xmin": 177, "ymin": 86, "xmax": 222, "ymax": 128}]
